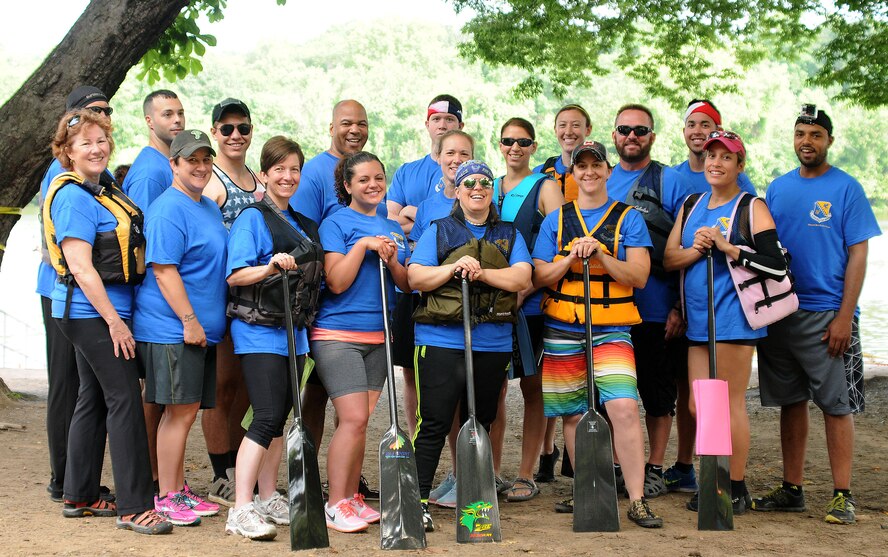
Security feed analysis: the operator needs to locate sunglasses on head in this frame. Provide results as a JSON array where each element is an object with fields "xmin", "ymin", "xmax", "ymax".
[
  {"xmin": 461, "ymin": 178, "xmax": 493, "ymax": 189},
  {"xmin": 87, "ymin": 106, "xmax": 113, "ymax": 116},
  {"xmin": 500, "ymin": 137, "xmax": 534, "ymax": 148},
  {"xmin": 615, "ymin": 125, "xmax": 652, "ymax": 137},
  {"xmin": 708, "ymin": 130, "xmax": 741, "ymax": 141},
  {"xmin": 67, "ymin": 115, "xmax": 81, "ymax": 128},
  {"xmin": 218, "ymin": 123, "xmax": 252, "ymax": 137}
]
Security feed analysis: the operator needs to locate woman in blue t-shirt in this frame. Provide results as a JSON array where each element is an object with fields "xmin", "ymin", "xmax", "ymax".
[
  {"xmin": 408, "ymin": 159, "xmax": 533, "ymax": 532},
  {"xmin": 133, "ymin": 130, "xmax": 228, "ymax": 526},
  {"xmin": 46, "ymin": 109, "xmax": 170, "ymax": 535},
  {"xmin": 310, "ymin": 152, "xmax": 410, "ymax": 533},
  {"xmin": 664, "ymin": 131, "xmax": 787, "ymax": 514}
]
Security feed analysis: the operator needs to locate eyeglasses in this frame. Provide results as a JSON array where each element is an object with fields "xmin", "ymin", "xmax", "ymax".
[
  {"xmin": 615, "ymin": 125, "xmax": 652, "ymax": 137},
  {"xmin": 500, "ymin": 137, "xmax": 534, "ymax": 148},
  {"xmin": 708, "ymin": 130, "xmax": 742, "ymax": 141},
  {"xmin": 461, "ymin": 178, "xmax": 493, "ymax": 189},
  {"xmin": 218, "ymin": 123, "xmax": 252, "ymax": 136},
  {"xmin": 87, "ymin": 106, "xmax": 113, "ymax": 117}
]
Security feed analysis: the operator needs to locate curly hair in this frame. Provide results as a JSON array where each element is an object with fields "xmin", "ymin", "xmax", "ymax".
[
  {"xmin": 51, "ymin": 109, "xmax": 114, "ymax": 171},
  {"xmin": 333, "ymin": 151, "xmax": 385, "ymax": 206}
]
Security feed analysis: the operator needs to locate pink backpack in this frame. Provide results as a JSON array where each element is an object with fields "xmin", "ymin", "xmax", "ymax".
[{"xmin": 683, "ymin": 192, "xmax": 798, "ymax": 330}]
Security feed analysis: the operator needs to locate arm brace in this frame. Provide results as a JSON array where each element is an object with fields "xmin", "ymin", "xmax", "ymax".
[{"xmin": 735, "ymin": 229, "xmax": 788, "ymax": 281}]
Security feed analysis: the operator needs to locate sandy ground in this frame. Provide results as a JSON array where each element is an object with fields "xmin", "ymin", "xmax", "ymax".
[{"xmin": 1, "ymin": 368, "xmax": 887, "ymax": 556}]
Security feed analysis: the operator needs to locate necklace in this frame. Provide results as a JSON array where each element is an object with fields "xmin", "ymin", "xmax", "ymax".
[{"xmin": 465, "ymin": 217, "xmax": 487, "ymax": 226}]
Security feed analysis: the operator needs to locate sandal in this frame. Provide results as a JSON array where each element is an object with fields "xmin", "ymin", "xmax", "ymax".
[
  {"xmin": 117, "ymin": 510, "xmax": 173, "ymax": 535},
  {"xmin": 62, "ymin": 498, "xmax": 117, "ymax": 518},
  {"xmin": 506, "ymin": 477, "xmax": 539, "ymax": 502}
]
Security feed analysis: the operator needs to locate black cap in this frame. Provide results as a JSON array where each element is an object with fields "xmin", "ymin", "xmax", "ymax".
[
  {"xmin": 170, "ymin": 129, "xmax": 216, "ymax": 158},
  {"xmin": 66, "ymin": 86, "xmax": 108, "ymax": 111},
  {"xmin": 570, "ymin": 141, "xmax": 610, "ymax": 166},
  {"xmin": 211, "ymin": 98, "xmax": 250, "ymax": 124},
  {"xmin": 795, "ymin": 106, "xmax": 833, "ymax": 136}
]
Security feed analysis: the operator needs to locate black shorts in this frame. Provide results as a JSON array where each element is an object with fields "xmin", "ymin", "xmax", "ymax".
[
  {"xmin": 391, "ymin": 292, "xmax": 419, "ymax": 369},
  {"xmin": 630, "ymin": 322, "xmax": 688, "ymax": 417}
]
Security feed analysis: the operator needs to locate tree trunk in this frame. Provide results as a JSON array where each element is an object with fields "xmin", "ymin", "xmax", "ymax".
[{"xmin": 0, "ymin": 0, "xmax": 189, "ymax": 269}]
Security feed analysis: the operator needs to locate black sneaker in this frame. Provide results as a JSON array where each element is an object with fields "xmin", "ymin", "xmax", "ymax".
[
  {"xmin": 732, "ymin": 492, "xmax": 752, "ymax": 515},
  {"xmin": 99, "ymin": 485, "xmax": 115, "ymax": 503},
  {"xmin": 686, "ymin": 491, "xmax": 698, "ymax": 512},
  {"xmin": 359, "ymin": 475, "xmax": 379, "ymax": 500},
  {"xmin": 561, "ymin": 445, "xmax": 574, "ymax": 478},
  {"xmin": 554, "ymin": 497, "xmax": 573, "ymax": 513},
  {"xmin": 47, "ymin": 485, "xmax": 63, "ymax": 503},
  {"xmin": 824, "ymin": 493, "xmax": 856, "ymax": 525},
  {"xmin": 628, "ymin": 498, "xmax": 663, "ymax": 528},
  {"xmin": 751, "ymin": 485, "xmax": 806, "ymax": 512},
  {"xmin": 421, "ymin": 502, "xmax": 435, "ymax": 532},
  {"xmin": 534, "ymin": 446, "xmax": 560, "ymax": 484}
]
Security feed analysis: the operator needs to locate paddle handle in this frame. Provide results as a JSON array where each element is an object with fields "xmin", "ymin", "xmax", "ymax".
[
  {"xmin": 581, "ymin": 258, "xmax": 597, "ymax": 411},
  {"xmin": 706, "ymin": 249, "xmax": 717, "ymax": 380},
  {"xmin": 280, "ymin": 266, "xmax": 304, "ymax": 418},
  {"xmin": 461, "ymin": 278, "xmax": 477, "ymax": 418},
  {"xmin": 378, "ymin": 258, "xmax": 400, "ymax": 426}
]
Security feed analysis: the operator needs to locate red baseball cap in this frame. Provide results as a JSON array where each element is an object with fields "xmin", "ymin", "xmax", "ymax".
[{"xmin": 702, "ymin": 131, "xmax": 745, "ymax": 158}]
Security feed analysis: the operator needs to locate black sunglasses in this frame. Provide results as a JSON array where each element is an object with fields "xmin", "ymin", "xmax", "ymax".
[
  {"xmin": 87, "ymin": 106, "xmax": 113, "ymax": 117},
  {"xmin": 500, "ymin": 137, "xmax": 534, "ymax": 148},
  {"xmin": 218, "ymin": 123, "xmax": 252, "ymax": 136},
  {"xmin": 616, "ymin": 125, "xmax": 652, "ymax": 137},
  {"xmin": 461, "ymin": 178, "xmax": 494, "ymax": 189}
]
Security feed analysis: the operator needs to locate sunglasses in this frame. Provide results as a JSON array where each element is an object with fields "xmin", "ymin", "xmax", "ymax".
[
  {"xmin": 708, "ymin": 130, "xmax": 742, "ymax": 141},
  {"xmin": 87, "ymin": 106, "xmax": 113, "ymax": 116},
  {"xmin": 461, "ymin": 178, "xmax": 493, "ymax": 189},
  {"xmin": 67, "ymin": 115, "xmax": 81, "ymax": 128},
  {"xmin": 218, "ymin": 123, "xmax": 252, "ymax": 136},
  {"xmin": 500, "ymin": 137, "xmax": 534, "ymax": 148},
  {"xmin": 615, "ymin": 125, "xmax": 652, "ymax": 137}
]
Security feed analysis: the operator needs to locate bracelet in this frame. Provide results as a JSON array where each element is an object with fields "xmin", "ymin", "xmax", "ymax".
[{"xmin": 182, "ymin": 312, "xmax": 196, "ymax": 323}]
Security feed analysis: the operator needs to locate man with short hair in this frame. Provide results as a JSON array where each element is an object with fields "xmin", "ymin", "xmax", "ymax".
[
  {"xmin": 752, "ymin": 106, "xmax": 880, "ymax": 525},
  {"xmin": 607, "ymin": 104, "xmax": 692, "ymax": 499},
  {"xmin": 123, "ymin": 90, "xmax": 185, "ymax": 209}
]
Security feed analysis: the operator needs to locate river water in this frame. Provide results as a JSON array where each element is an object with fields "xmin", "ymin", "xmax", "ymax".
[{"xmin": 2, "ymin": 214, "xmax": 887, "ymax": 369}]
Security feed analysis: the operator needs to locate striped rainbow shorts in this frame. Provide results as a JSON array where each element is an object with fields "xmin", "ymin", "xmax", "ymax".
[{"xmin": 541, "ymin": 327, "xmax": 638, "ymax": 418}]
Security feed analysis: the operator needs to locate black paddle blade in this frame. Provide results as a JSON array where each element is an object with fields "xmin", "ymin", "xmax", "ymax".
[
  {"xmin": 455, "ymin": 417, "xmax": 502, "ymax": 543},
  {"xmin": 287, "ymin": 418, "xmax": 330, "ymax": 550},
  {"xmin": 698, "ymin": 455, "xmax": 734, "ymax": 531},
  {"xmin": 573, "ymin": 410, "xmax": 620, "ymax": 532},
  {"xmin": 379, "ymin": 424, "xmax": 427, "ymax": 550}
]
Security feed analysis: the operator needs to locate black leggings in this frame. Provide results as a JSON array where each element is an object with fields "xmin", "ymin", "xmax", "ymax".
[
  {"xmin": 240, "ymin": 353, "xmax": 302, "ymax": 449},
  {"xmin": 413, "ymin": 346, "xmax": 509, "ymax": 499},
  {"xmin": 56, "ymin": 317, "xmax": 153, "ymax": 515}
]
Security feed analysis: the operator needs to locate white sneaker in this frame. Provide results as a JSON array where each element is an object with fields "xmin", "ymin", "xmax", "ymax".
[
  {"xmin": 325, "ymin": 498, "xmax": 369, "ymax": 533},
  {"xmin": 225, "ymin": 503, "xmax": 277, "ymax": 540},
  {"xmin": 254, "ymin": 492, "xmax": 290, "ymax": 525},
  {"xmin": 348, "ymin": 493, "xmax": 380, "ymax": 524}
]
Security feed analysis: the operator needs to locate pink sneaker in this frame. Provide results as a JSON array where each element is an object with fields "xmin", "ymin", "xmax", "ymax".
[
  {"xmin": 349, "ymin": 493, "xmax": 380, "ymax": 524},
  {"xmin": 324, "ymin": 498, "xmax": 368, "ymax": 533},
  {"xmin": 155, "ymin": 492, "xmax": 201, "ymax": 526},
  {"xmin": 182, "ymin": 483, "xmax": 220, "ymax": 517}
]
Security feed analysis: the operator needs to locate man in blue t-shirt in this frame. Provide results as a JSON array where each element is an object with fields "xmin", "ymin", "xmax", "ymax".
[
  {"xmin": 753, "ymin": 107, "xmax": 881, "ymax": 525},
  {"xmin": 123, "ymin": 89, "xmax": 185, "ymax": 210},
  {"xmin": 607, "ymin": 103, "xmax": 693, "ymax": 498}
]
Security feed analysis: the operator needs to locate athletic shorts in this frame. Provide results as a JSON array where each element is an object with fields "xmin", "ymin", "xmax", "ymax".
[
  {"xmin": 541, "ymin": 327, "xmax": 638, "ymax": 418},
  {"xmin": 310, "ymin": 339, "xmax": 387, "ymax": 399},
  {"xmin": 757, "ymin": 310, "xmax": 853, "ymax": 415},
  {"xmin": 630, "ymin": 322, "xmax": 687, "ymax": 417},
  {"xmin": 508, "ymin": 313, "xmax": 544, "ymax": 380},
  {"xmin": 138, "ymin": 342, "xmax": 217, "ymax": 407},
  {"xmin": 391, "ymin": 292, "xmax": 419, "ymax": 369}
]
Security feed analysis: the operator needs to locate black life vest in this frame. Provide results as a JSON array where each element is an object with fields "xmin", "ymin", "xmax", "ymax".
[
  {"xmin": 413, "ymin": 204, "xmax": 519, "ymax": 325},
  {"xmin": 226, "ymin": 198, "xmax": 324, "ymax": 329},
  {"xmin": 623, "ymin": 161, "xmax": 672, "ymax": 278}
]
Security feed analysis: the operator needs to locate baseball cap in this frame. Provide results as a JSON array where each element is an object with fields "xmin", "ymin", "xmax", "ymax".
[
  {"xmin": 570, "ymin": 141, "xmax": 610, "ymax": 166},
  {"xmin": 702, "ymin": 131, "xmax": 746, "ymax": 158},
  {"xmin": 66, "ymin": 86, "xmax": 108, "ymax": 111},
  {"xmin": 211, "ymin": 98, "xmax": 251, "ymax": 124},
  {"xmin": 170, "ymin": 129, "xmax": 216, "ymax": 158}
]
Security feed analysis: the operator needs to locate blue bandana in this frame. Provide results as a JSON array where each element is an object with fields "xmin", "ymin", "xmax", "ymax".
[{"xmin": 455, "ymin": 160, "xmax": 493, "ymax": 187}]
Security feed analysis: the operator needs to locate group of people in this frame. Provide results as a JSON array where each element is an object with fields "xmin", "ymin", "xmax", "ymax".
[{"xmin": 36, "ymin": 84, "xmax": 879, "ymax": 544}]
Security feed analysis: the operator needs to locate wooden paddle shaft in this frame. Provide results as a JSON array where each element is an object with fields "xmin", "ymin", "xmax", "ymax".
[
  {"xmin": 280, "ymin": 267, "xmax": 304, "ymax": 418},
  {"xmin": 706, "ymin": 249, "xmax": 717, "ymax": 380},
  {"xmin": 582, "ymin": 258, "xmax": 598, "ymax": 412},
  {"xmin": 378, "ymin": 258, "xmax": 400, "ymax": 427},
  {"xmin": 461, "ymin": 278, "xmax": 478, "ymax": 418}
]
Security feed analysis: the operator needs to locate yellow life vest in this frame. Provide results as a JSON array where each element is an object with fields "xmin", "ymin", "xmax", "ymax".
[
  {"xmin": 541, "ymin": 200, "xmax": 641, "ymax": 326},
  {"xmin": 541, "ymin": 155, "xmax": 579, "ymax": 202}
]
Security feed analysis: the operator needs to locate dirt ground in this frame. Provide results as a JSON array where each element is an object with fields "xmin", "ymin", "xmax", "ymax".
[{"xmin": 1, "ymin": 370, "xmax": 887, "ymax": 556}]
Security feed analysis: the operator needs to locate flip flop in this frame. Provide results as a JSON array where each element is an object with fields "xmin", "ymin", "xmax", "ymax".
[{"xmin": 506, "ymin": 477, "xmax": 539, "ymax": 502}]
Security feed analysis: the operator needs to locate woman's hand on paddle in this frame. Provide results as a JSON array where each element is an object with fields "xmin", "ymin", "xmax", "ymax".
[
  {"xmin": 363, "ymin": 235, "xmax": 397, "ymax": 262},
  {"xmin": 693, "ymin": 226, "xmax": 730, "ymax": 253},
  {"xmin": 269, "ymin": 252, "xmax": 297, "ymax": 274},
  {"xmin": 108, "ymin": 317, "xmax": 136, "ymax": 360},
  {"xmin": 452, "ymin": 255, "xmax": 482, "ymax": 281},
  {"xmin": 570, "ymin": 236, "xmax": 601, "ymax": 260}
]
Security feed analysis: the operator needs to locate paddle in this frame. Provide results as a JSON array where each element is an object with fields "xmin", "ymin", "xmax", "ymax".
[
  {"xmin": 456, "ymin": 277, "xmax": 502, "ymax": 543},
  {"xmin": 377, "ymin": 258, "xmax": 427, "ymax": 550},
  {"xmin": 696, "ymin": 249, "xmax": 734, "ymax": 531},
  {"xmin": 573, "ymin": 257, "xmax": 620, "ymax": 532},
  {"xmin": 280, "ymin": 267, "xmax": 330, "ymax": 550}
]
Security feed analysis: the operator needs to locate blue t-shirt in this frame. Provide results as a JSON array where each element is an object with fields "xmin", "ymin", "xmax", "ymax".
[
  {"xmin": 532, "ymin": 202, "xmax": 652, "ymax": 334},
  {"xmin": 672, "ymin": 160, "xmax": 757, "ymax": 196},
  {"xmin": 289, "ymin": 151, "xmax": 387, "ymax": 223},
  {"xmin": 48, "ymin": 182, "xmax": 135, "ymax": 319},
  {"xmin": 680, "ymin": 192, "xmax": 765, "ymax": 341},
  {"xmin": 410, "ymin": 221, "xmax": 533, "ymax": 352},
  {"xmin": 226, "ymin": 206, "xmax": 311, "ymax": 356},
  {"xmin": 123, "ymin": 146, "xmax": 174, "ymax": 211},
  {"xmin": 134, "ymin": 188, "xmax": 229, "ymax": 345},
  {"xmin": 766, "ymin": 166, "xmax": 881, "ymax": 312},
  {"xmin": 607, "ymin": 163, "xmax": 690, "ymax": 322},
  {"xmin": 315, "ymin": 207, "xmax": 409, "ymax": 332},
  {"xmin": 388, "ymin": 154, "xmax": 443, "ymax": 208},
  {"xmin": 410, "ymin": 190, "xmax": 458, "ymax": 243}
]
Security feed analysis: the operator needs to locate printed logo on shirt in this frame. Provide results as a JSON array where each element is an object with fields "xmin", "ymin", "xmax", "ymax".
[
  {"xmin": 716, "ymin": 216, "xmax": 731, "ymax": 237},
  {"xmin": 810, "ymin": 201, "xmax": 832, "ymax": 223},
  {"xmin": 390, "ymin": 231, "xmax": 407, "ymax": 250}
]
